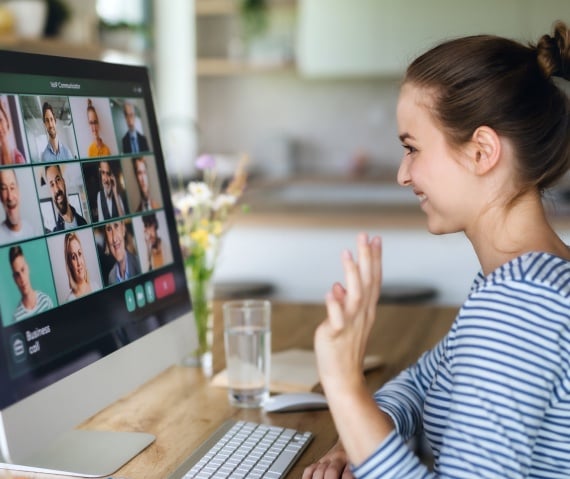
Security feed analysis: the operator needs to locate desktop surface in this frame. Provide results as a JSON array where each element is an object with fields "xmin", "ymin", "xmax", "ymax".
[{"xmin": 24, "ymin": 301, "xmax": 456, "ymax": 479}]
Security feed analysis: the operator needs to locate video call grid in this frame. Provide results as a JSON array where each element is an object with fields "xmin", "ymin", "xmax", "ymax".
[{"xmin": 0, "ymin": 92, "xmax": 176, "ymax": 327}]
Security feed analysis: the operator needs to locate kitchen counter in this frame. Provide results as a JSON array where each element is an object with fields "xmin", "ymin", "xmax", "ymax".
[
  {"xmin": 216, "ymin": 178, "xmax": 570, "ymax": 305},
  {"xmin": 236, "ymin": 178, "xmax": 570, "ymax": 230}
]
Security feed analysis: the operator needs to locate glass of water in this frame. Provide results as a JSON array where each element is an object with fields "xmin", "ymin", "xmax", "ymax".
[{"xmin": 223, "ymin": 299, "xmax": 271, "ymax": 408}]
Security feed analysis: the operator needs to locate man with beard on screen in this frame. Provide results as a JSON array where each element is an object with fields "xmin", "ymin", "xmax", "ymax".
[
  {"xmin": 41, "ymin": 101, "xmax": 74, "ymax": 162},
  {"xmin": 45, "ymin": 164, "xmax": 87, "ymax": 231}
]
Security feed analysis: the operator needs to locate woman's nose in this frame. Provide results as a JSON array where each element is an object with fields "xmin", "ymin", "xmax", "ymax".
[{"xmin": 397, "ymin": 156, "xmax": 412, "ymax": 186}]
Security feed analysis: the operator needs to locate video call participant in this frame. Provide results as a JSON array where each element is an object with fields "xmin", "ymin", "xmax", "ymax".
[
  {"xmin": 45, "ymin": 164, "xmax": 87, "ymax": 231},
  {"xmin": 9, "ymin": 245, "xmax": 53, "ymax": 321},
  {"xmin": 122, "ymin": 101, "xmax": 149, "ymax": 154},
  {"xmin": 0, "ymin": 97, "xmax": 25, "ymax": 165},
  {"xmin": 104, "ymin": 220, "xmax": 140, "ymax": 284},
  {"xmin": 0, "ymin": 169, "xmax": 39, "ymax": 243},
  {"xmin": 142, "ymin": 213, "xmax": 164, "ymax": 270},
  {"xmin": 41, "ymin": 101, "xmax": 74, "ymax": 162},
  {"xmin": 64, "ymin": 232, "xmax": 99, "ymax": 301},
  {"xmin": 86, "ymin": 99, "xmax": 111, "ymax": 157},
  {"xmin": 97, "ymin": 160, "xmax": 127, "ymax": 220},
  {"xmin": 133, "ymin": 156, "xmax": 158, "ymax": 212}
]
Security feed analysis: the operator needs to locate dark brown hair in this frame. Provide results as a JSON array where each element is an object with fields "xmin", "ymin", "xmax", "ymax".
[{"xmin": 404, "ymin": 21, "xmax": 570, "ymax": 193}]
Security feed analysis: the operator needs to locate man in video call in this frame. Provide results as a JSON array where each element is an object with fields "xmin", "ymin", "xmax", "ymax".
[
  {"xmin": 121, "ymin": 101, "xmax": 149, "ymax": 154},
  {"xmin": 97, "ymin": 160, "xmax": 127, "ymax": 220},
  {"xmin": 133, "ymin": 156, "xmax": 158, "ymax": 212},
  {"xmin": 104, "ymin": 220, "xmax": 140, "ymax": 284},
  {"xmin": 41, "ymin": 101, "xmax": 74, "ymax": 162},
  {"xmin": 0, "ymin": 169, "xmax": 39, "ymax": 243},
  {"xmin": 10, "ymin": 245, "xmax": 53, "ymax": 322},
  {"xmin": 45, "ymin": 164, "xmax": 87, "ymax": 231},
  {"xmin": 142, "ymin": 213, "xmax": 164, "ymax": 270}
]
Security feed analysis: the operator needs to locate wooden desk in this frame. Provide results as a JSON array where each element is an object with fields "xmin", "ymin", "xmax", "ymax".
[{"xmin": 2, "ymin": 302, "xmax": 457, "ymax": 479}]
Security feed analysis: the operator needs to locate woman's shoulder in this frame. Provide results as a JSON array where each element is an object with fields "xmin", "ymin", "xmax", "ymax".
[
  {"xmin": 470, "ymin": 251, "xmax": 570, "ymax": 301},
  {"xmin": 455, "ymin": 252, "xmax": 569, "ymax": 352}
]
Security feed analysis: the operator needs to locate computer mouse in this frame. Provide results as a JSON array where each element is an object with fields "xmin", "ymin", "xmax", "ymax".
[{"xmin": 263, "ymin": 392, "xmax": 328, "ymax": 413}]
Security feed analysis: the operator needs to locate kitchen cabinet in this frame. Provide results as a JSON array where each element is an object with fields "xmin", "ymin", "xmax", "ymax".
[
  {"xmin": 195, "ymin": 0, "xmax": 297, "ymax": 76},
  {"xmin": 296, "ymin": 0, "xmax": 570, "ymax": 77}
]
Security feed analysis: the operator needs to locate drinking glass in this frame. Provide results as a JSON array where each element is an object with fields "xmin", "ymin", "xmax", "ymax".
[{"xmin": 223, "ymin": 299, "xmax": 271, "ymax": 408}]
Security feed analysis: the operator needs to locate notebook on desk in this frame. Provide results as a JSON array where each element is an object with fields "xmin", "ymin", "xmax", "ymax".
[{"xmin": 211, "ymin": 348, "xmax": 384, "ymax": 393}]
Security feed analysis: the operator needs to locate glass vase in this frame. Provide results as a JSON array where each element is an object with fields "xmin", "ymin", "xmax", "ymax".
[{"xmin": 183, "ymin": 267, "xmax": 214, "ymax": 377}]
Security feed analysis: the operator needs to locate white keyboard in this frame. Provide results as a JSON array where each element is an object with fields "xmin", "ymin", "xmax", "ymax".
[{"xmin": 168, "ymin": 420, "xmax": 313, "ymax": 479}]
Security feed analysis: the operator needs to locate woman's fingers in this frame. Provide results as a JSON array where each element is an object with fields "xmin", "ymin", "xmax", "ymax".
[
  {"xmin": 342, "ymin": 248, "xmax": 362, "ymax": 317},
  {"xmin": 325, "ymin": 291, "xmax": 345, "ymax": 332},
  {"xmin": 367, "ymin": 236, "xmax": 382, "ymax": 314},
  {"xmin": 332, "ymin": 282, "xmax": 346, "ymax": 304}
]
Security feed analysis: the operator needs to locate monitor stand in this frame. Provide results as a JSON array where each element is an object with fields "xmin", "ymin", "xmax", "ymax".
[{"xmin": 0, "ymin": 429, "xmax": 155, "ymax": 477}]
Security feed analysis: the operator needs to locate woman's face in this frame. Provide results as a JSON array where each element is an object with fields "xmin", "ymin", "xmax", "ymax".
[
  {"xmin": 68, "ymin": 238, "xmax": 86, "ymax": 283},
  {"xmin": 396, "ymin": 83, "xmax": 477, "ymax": 235},
  {"xmin": 0, "ymin": 109, "xmax": 10, "ymax": 143},
  {"xmin": 87, "ymin": 109, "xmax": 100, "ymax": 139}
]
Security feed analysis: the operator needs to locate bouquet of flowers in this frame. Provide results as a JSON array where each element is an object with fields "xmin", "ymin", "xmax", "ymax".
[{"xmin": 174, "ymin": 154, "xmax": 248, "ymax": 371}]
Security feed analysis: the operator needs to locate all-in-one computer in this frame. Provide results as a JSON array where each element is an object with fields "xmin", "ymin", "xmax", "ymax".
[{"xmin": 0, "ymin": 50, "xmax": 197, "ymax": 476}]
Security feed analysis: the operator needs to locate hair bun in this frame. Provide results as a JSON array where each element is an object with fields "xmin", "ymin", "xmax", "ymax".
[{"xmin": 536, "ymin": 21, "xmax": 570, "ymax": 80}]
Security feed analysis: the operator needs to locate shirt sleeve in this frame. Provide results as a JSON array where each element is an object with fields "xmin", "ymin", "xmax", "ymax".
[{"xmin": 374, "ymin": 335, "xmax": 448, "ymax": 441}]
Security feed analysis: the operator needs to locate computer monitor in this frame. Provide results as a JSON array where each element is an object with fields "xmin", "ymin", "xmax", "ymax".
[{"xmin": 0, "ymin": 50, "xmax": 197, "ymax": 476}]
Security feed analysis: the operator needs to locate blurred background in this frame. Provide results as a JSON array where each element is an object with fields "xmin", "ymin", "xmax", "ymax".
[{"xmin": 2, "ymin": 0, "xmax": 568, "ymax": 305}]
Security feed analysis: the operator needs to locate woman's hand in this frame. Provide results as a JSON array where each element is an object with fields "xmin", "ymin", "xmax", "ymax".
[
  {"xmin": 312, "ymin": 233, "xmax": 392, "ymax": 466},
  {"xmin": 302, "ymin": 441, "xmax": 353, "ymax": 479},
  {"xmin": 314, "ymin": 232, "xmax": 382, "ymax": 392}
]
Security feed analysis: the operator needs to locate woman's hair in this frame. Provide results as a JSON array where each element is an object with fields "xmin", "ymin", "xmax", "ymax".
[
  {"xmin": 64, "ymin": 232, "xmax": 88, "ymax": 292},
  {"xmin": 86, "ymin": 98, "xmax": 97, "ymax": 119},
  {"xmin": 404, "ymin": 21, "xmax": 570, "ymax": 193}
]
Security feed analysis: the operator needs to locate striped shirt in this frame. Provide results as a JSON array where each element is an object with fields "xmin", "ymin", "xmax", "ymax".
[
  {"xmin": 13, "ymin": 291, "xmax": 54, "ymax": 322},
  {"xmin": 353, "ymin": 252, "xmax": 570, "ymax": 479}
]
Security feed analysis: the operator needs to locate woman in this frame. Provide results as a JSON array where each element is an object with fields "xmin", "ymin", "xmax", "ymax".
[
  {"xmin": 0, "ymin": 97, "xmax": 25, "ymax": 165},
  {"xmin": 64, "ymin": 232, "xmax": 98, "ymax": 301},
  {"xmin": 305, "ymin": 22, "xmax": 570, "ymax": 479},
  {"xmin": 86, "ymin": 98, "xmax": 111, "ymax": 157}
]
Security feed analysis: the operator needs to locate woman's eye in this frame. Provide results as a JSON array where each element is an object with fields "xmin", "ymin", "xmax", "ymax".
[{"xmin": 402, "ymin": 144, "xmax": 417, "ymax": 155}]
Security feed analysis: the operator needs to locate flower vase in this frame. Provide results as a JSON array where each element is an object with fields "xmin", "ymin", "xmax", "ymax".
[{"xmin": 184, "ymin": 268, "xmax": 214, "ymax": 377}]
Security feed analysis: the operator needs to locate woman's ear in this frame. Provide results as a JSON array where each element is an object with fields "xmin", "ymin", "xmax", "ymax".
[{"xmin": 470, "ymin": 126, "xmax": 501, "ymax": 175}]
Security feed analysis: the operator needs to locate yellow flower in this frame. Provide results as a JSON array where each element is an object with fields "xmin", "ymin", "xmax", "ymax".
[
  {"xmin": 212, "ymin": 221, "xmax": 223, "ymax": 236},
  {"xmin": 190, "ymin": 229, "xmax": 210, "ymax": 249}
]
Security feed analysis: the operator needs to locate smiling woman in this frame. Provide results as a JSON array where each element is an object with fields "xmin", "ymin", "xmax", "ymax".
[{"xmin": 304, "ymin": 20, "xmax": 570, "ymax": 479}]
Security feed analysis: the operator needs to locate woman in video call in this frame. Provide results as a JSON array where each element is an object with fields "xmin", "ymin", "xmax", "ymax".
[
  {"xmin": 0, "ymin": 97, "xmax": 25, "ymax": 165},
  {"xmin": 64, "ymin": 232, "xmax": 99, "ymax": 301},
  {"xmin": 303, "ymin": 22, "xmax": 570, "ymax": 479},
  {"xmin": 86, "ymin": 99, "xmax": 111, "ymax": 158}
]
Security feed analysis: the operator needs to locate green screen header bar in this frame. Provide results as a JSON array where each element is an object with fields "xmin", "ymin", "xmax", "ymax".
[{"xmin": 0, "ymin": 72, "xmax": 145, "ymax": 97}]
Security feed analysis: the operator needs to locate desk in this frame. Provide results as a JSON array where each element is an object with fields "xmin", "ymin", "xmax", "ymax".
[{"xmin": 2, "ymin": 302, "xmax": 458, "ymax": 479}]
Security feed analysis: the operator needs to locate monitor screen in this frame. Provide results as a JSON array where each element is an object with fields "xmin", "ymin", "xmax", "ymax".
[{"xmin": 0, "ymin": 50, "xmax": 193, "ymax": 475}]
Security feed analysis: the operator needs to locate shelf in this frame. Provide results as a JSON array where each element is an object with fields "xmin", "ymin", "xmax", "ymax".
[
  {"xmin": 197, "ymin": 57, "xmax": 294, "ymax": 76},
  {"xmin": 195, "ymin": 0, "xmax": 296, "ymax": 16},
  {"xmin": 196, "ymin": 0, "xmax": 236, "ymax": 15},
  {"xmin": 0, "ymin": 36, "xmax": 105, "ymax": 60}
]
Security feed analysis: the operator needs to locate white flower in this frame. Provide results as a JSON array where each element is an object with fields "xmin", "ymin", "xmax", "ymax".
[
  {"xmin": 188, "ymin": 181, "xmax": 212, "ymax": 203},
  {"xmin": 213, "ymin": 194, "xmax": 237, "ymax": 210},
  {"xmin": 174, "ymin": 193, "xmax": 197, "ymax": 214}
]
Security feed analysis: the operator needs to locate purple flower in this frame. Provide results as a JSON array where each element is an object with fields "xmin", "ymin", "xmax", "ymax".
[{"xmin": 196, "ymin": 154, "xmax": 216, "ymax": 170}]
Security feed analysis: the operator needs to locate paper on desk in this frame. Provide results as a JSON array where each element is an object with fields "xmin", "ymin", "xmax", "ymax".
[{"xmin": 211, "ymin": 348, "xmax": 384, "ymax": 393}]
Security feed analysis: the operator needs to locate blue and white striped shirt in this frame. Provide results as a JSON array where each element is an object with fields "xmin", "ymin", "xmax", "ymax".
[{"xmin": 353, "ymin": 252, "xmax": 570, "ymax": 478}]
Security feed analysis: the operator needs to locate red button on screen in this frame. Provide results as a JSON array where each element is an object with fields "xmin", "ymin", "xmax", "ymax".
[{"xmin": 154, "ymin": 273, "xmax": 175, "ymax": 299}]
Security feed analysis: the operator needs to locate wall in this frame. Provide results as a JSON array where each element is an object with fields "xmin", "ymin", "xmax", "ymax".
[{"xmin": 197, "ymin": 74, "xmax": 403, "ymax": 178}]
